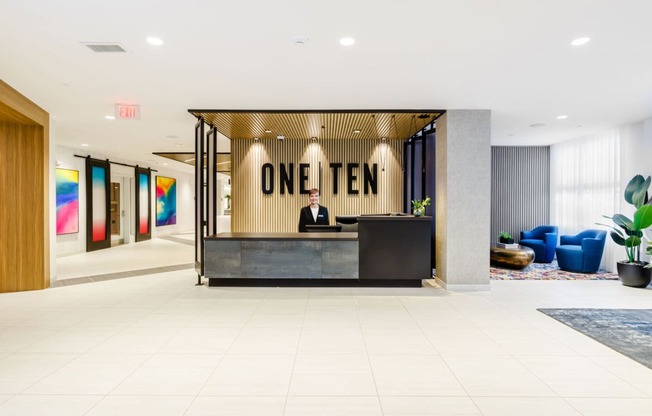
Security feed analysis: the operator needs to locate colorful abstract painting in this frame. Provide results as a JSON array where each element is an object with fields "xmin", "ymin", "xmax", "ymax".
[
  {"xmin": 156, "ymin": 176, "xmax": 177, "ymax": 226},
  {"xmin": 92, "ymin": 166, "xmax": 107, "ymax": 241},
  {"xmin": 138, "ymin": 172, "xmax": 150, "ymax": 234},
  {"xmin": 55, "ymin": 168, "xmax": 79, "ymax": 235}
]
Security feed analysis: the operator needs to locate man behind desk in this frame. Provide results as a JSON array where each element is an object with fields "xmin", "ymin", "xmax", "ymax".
[{"xmin": 298, "ymin": 188, "xmax": 330, "ymax": 232}]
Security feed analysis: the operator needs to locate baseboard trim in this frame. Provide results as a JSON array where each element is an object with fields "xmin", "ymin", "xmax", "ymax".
[
  {"xmin": 208, "ymin": 278, "xmax": 423, "ymax": 288},
  {"xmin": 435, "ymin": 277, "xmax": 491, "ymax": 291}
]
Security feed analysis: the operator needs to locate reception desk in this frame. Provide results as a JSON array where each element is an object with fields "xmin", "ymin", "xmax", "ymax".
[
  {"xmin": 204, "ymin": 232, "xmax": 359, "ymax": 281},
  {"xmin": 204, "ymin": 216, "xmax": 432, "ymax": 286}
]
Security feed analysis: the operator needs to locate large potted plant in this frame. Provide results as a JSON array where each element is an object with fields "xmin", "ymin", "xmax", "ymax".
[{"xmin": 600, "ymin": 175, "xmax": 652, "ymax": 288}]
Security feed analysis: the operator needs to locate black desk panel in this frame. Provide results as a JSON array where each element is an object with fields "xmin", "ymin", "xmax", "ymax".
[{"xmin": 358, "ymin": 216, "xmax": 432, "ymax": 280}]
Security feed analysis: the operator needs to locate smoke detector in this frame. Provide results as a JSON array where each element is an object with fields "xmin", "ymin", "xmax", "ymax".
[{"xmin": 292, "ymin": 34, "xmax": 308, "ymax": 47}]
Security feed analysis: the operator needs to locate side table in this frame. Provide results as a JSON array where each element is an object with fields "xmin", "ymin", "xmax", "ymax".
[{"xmin": 490, "ymin": 245, "xmax": 535, "ymax": 270}]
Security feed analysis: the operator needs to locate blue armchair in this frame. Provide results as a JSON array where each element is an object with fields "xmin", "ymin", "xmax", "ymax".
[
  {"xmin": 555, "ymin": 229, "xmax": 607, "ymax": 273},
  {"xmin": 519, "ymin": 225, "xmax": 558, "ymax": 263}
]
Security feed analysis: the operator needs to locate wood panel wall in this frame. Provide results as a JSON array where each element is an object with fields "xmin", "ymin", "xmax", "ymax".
[
  {"xmin": 232, "ymin": 138, "xmax": 404, "ymax": 232},
  {"xmin": 0, "ymin": 80, "xmax": 49, "ymax": 292}
]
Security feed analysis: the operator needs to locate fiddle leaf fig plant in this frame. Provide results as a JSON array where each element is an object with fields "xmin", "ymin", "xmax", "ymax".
[{"xmin": 598, "ymin": 175, "xmax": 652, "ymax": 263}]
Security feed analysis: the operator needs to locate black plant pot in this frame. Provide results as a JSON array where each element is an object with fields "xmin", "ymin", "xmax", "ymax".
[
  {"xmin": 617, "ymin": 261, "xmax": 652, "ymax": 288},
  {"xmin": 499, "ymin": 237, "xmax": 514, "ymax": 244}
]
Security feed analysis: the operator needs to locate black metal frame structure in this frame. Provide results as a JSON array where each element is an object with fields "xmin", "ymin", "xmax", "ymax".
[
  {"xmin": 191, "ymin": 111, "xmax": 445, "ymax": 284},
  {"xmin": 194, "ymin": 120, "xmax": 205, "ymax": 283},
  {"xmin": 403, "ymin": 122, "xmax": 437, "ymax": 268}
]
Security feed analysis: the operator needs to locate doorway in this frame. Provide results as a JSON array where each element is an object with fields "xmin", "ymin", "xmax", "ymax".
[
  {"xmin": 109, "ymin": 176, "xmax": 133, "ymax": 246},
  {"xmin": 110, "ymin": 182, "xmax": 121, "ymax": 236}
]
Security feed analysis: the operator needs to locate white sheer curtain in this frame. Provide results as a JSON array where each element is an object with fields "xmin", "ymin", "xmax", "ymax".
[{"xmin": 550, "ymin": 130, "xmax": 620, "ymax": 271}]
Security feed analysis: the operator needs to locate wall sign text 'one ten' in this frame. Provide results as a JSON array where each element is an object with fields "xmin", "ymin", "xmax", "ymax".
[{"xmin": 261, "ymin": 162, "xmax": 378, "ymax": 195}]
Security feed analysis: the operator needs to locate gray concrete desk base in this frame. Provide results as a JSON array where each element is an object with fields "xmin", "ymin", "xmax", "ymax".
[{"xmin": 204, "ymin": 216, "xmax": 432, "ymax": 287}]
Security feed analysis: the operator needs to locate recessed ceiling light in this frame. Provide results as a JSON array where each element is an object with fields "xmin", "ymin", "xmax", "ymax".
[
  {"xmin": 571, "ymin": 37, "xmax": 590, "ymax": 46},
  {"xmin": 146, "ymin": 36, "xmax": 164, "ymax": 46},
  {"xmin": 292, "ymin": 34, "xmax": 308, "ymax": 46},
  {"xmin": 529, "ymin": 123, "xmax": 546, "ymax": 128},
  {"xmin": 162, "ymin": 162, "xmax": 168, "ymax": 166},
  {"xmin": 557, "ymin": 115, "xmax": 568, "ymax": 120},
  {"xmin": 265, "ymin": 129, "xmax": 272, "ymax": 133},
  {"xmin": 105, "ymin": 115, "xmax": 115, "ymax": 120},
  {"xmin": 353, "ymin": 129, "xmax": 361, "ymax": 134},
  {"xmin": 174, "ymin": 143, "xmax": 182, "ymax": 147},
  {"xmin": 254, "ymin": 137, "xmax": 260, "ymax": 141},
  {"xmin": 340, "ymin": 37, "xmax": 355, "ymax": 46},
  {"xmin": 81, "ymin": 143, "xmax": 89, "ymax": 147}
]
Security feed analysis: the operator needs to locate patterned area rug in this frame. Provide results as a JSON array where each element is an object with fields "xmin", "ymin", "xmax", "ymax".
[
  {"xmin": 490, "ymin": 260, "xmax": 619, "ymax": 280},
  {"xmin": 539, "ymin": 309, "xmax": 652, "ymax": 369}
]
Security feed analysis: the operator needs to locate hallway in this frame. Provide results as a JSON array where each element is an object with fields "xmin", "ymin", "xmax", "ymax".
[{"xmin": 54, "ymin": 234, "xmax": 195, "ymax": 286}]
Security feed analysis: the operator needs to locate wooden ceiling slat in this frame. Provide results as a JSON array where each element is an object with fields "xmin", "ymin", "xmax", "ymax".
[{"xmin": 188, "ymin": 110, "xmax": 443, "ymax": 141}]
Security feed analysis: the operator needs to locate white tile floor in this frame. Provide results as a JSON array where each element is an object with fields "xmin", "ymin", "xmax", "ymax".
[
  {"xmin": 56, "ymin": 236, "xmax": 194, "ymax": 280},
  {"xmin": 1, "ymin": 240, "xmax": 651, "ymax": 415}
]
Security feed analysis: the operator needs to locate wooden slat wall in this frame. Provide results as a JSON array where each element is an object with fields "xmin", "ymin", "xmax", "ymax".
[
  {"xmin": 491, "ymin": 146, "xmax": 550, "ymax": 245},
  {"xmin": 232, "ymin": 138, "xmax": 403, "ymax": 232},
  {"xmin": 0, "ymin": 79, "xmax": 50, "ymax": 292},
  {"xmin": 0, "ymin": 122, "xmax": 47, "ymax": 291}
]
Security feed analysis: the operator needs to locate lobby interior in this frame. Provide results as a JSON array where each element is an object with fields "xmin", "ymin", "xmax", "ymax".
[{"xmin": 2, "ymin": 1, "xmax": 652, "ymax": 415}]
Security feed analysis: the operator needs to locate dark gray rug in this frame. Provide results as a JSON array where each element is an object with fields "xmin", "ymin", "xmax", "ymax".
[{"xmin": 538, "ymin": 308, "xmax": 652, "ymax": 369}]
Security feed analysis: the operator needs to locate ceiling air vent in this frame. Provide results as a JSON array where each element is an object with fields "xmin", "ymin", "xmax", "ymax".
[{"xmin": 81, "ymin": 42, "xmax": 127, "ymax": 53}]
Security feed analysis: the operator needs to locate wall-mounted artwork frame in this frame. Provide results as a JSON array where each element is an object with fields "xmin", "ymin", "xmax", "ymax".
[
  {"xmin": 85, "ymin": 158, "xmax": 111, "ymax": 252},
  {"xmin": 55, "ymin": 168, "xmax": 79, "ymax": 235},
  {"xmin": 135, "ymin": 167, "xmax": 152, "ymax": 241},
  {"xmin": 156, "ymin": 175, "xmax": 177, "ymax": 226}
]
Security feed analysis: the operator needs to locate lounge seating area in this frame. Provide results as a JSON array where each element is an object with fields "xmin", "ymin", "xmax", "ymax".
[{"xmin": 493, "ymin": 225, "xmax": 608, "ymax": 275}]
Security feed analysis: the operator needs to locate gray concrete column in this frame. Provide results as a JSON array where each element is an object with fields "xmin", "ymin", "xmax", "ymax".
[{"xmin": 435, "ymin": 110, "xmax": 491, "ymax": 290}]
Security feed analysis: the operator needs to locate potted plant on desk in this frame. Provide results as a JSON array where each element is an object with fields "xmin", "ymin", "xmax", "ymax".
[
  {"xmin": 412, "ymin": 196, "xmax": 431, "ymax": 217},
  {"xmin": 599, "ymin": 174, "xmax": 652, "ymax": 288},
  {"xmin": 498, "ymin": 231, "xmax": 514, "ymax": 244}
]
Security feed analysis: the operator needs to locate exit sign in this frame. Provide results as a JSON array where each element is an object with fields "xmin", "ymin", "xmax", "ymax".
[{"xmin": 115, "ymin": 104, "xmax": 140, "ymax": 120}]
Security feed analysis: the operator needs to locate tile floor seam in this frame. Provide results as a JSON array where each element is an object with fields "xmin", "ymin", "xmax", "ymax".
[
  {"xmin": 355, "ymin": 295, "xmax": 387, "ymax": 416},
  {"xmin": 199, "ymin": 289, "xmax": 267, "ymax": 408},
  {"xmin": 280, "ymin": 293, "xmax": 309, "ymax": 415},
  {"xmin": 402, "ymin": 298, "xmax": 485, "ymax": 407},
  {"xmin": 8, "ymin": 353, "xmax": 78, "ymax": 396},
  {"xmin": 582, "ymin": 354, "xmax": 652, "ymax": 398},
  {"xmin": 507, "ymin": 339, "xmax": 628, "ymax": 400}
]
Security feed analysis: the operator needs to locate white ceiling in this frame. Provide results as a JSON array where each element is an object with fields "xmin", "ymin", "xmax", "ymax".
[{"xmin": 2, "ymin": 0, "xmax": 651, "ymax": 173}]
